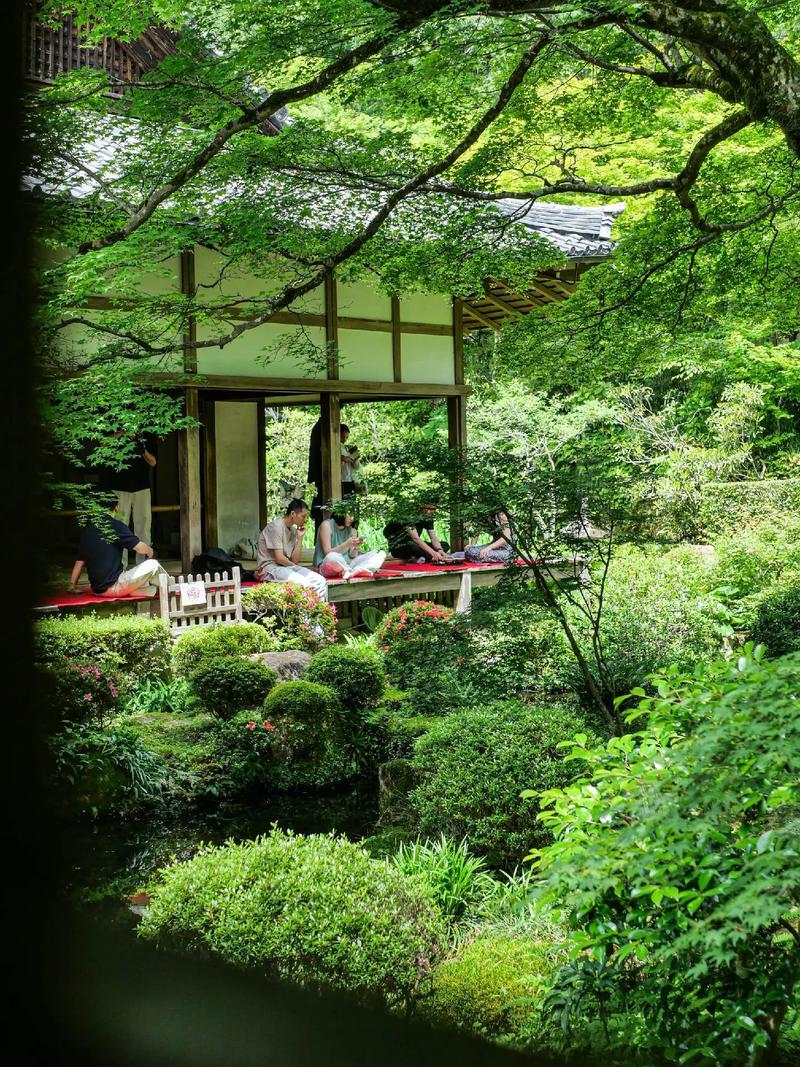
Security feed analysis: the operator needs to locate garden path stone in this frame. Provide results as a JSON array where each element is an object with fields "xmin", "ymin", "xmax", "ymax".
[{"xmin": 248, "ymin": 650, "xmax": 311, "ymax": 680}]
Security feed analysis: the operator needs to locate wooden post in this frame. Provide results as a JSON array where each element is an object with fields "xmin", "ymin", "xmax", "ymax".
[
  {"xmin": 256, "ymin": 399, "xmax": 267, "ymax": 529},
  {"xmin": 202, "ymin": 398, "xmax": 218, "ymax": 548},
  {"xmin": 391, "ymin": 295, "xmax": 402, "ymax": 382},
  {"xmin": 447, "ymin": 393, "xmax": 467, "ymax": 551},
  {"xmin": 453, "ymin": 297, "xmax": 465, "ymax": 385},
  {"xmin": 324, "ymin": 270, "xmax": 339, "ymax": 380},
  {"xmin": 319, "ymin": 392, "xmax": 341, "ymax": 509},
  {"xmin": 180, "ymin": 247, "xmax": 197, "ymax": 374},
  {"xmin": 179, "ymin": 388, "xmax": 202, "ymax": 571}
]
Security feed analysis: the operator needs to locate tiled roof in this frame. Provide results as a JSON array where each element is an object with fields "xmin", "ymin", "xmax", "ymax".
[{"xmin": 495, "ymin": 199, "xmax": 625, "ymax": 259}]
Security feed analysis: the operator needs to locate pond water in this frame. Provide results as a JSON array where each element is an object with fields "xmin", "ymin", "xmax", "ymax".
[{"xmin": 62, "ymin": 783, "xmax": 380, "ymax": 930}]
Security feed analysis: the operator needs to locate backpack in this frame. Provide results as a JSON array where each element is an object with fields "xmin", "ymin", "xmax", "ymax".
[{"xmin": 191, "ymin": 548, "xmax": 256, "ymax": 582}]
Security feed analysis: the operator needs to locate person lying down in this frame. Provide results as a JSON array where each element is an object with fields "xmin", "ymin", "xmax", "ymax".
[{"xmin": 313, "ymin": 506, "xmax": 385, "ymax": 580}]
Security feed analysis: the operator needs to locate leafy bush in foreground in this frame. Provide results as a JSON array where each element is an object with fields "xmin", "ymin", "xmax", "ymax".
[
  {"xmin": 34, "ymin": 615, "xmax": 171, "ymax": 685},
  {"xmin": 305, "ymin": 644, "xmax": 386, "ymax": 709},
  {"xmin": 533, "ymin": 648, "xmax": 800, "ymax": 1065},
  {"xmin": 172, "ymin": 621, "xmax": 278, "ymax": 677},
  {"xmin": 411, "ymin": 699, "xmax": 593, "ymax": 868},
  {"xmin": 140, "ymin": 830, "xmax": 446, "ymax": 1005},
  {"xmin": 750, "ymin": 583, "xmax": 800, "ymax": 657},
  {"xmin": 242, "ymin": 583, "xmax": 337, "ymax": 651},
  {"xmin": 189, "ymin": 658, "xmax": 277, "ymax": 719}
]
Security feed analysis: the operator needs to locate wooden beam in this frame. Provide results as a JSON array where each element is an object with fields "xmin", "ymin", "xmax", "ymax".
[
  {"xmin": 180, "ymin": 247, "xmax": 197, "ymax": 374},
  {"xmin": 526, "ymin": 280, "xmax": 560, "ymax": 303},
  {"xmin": 462, "ymin": 302, "xmax": 501, "ymax": 332},
  {"xmin": 178, "ymin": 387, "xmax": 202, "ymax": 571},
  {"xmin": 324, "ymin": 271, "xmax": 338, "ymax": 380},
  {"xmin": 447, "ymin": 393, "xmax": 467, "ymax": 551},
  {"xmin": 256, "ymin": 399, "xmax": 267, "ymax": 529},
  {"xmin": 319, "ymin": 392, "xmax": 341, "ymax": 509},
  {"xmin": 201, "ymin": 398, "xmax": 218, "ymax": 549},
  {"xmin": 545, "ymin": 277, "xmax": 576, "ymax": 298},
  {"xmin": 453, "ymin": 298, "xmax": 465, "ymax": 383},
  {"xmin": 78, "ymin": 297, "xmax": 453, "ymax": 336},
  {"xmin": 143, "ymin": 372, "xmax": 471, "ymax": 398},
  {"xmin": 482, "ymin": 282, "xmax": 523, "ymax": 318},
  {"xmin": 391, "ymin": 295, "xmax": 402, "ymax": 382}
]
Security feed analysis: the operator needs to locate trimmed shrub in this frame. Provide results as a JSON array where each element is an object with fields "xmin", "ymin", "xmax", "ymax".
[
  {"xmin": 242, "ymin": 583, "xmax": 337, "ymax": 651},
  {"xmin": 189, "ymin": 657, "xmax": 277, "ymax": 719},
  {"xmin": 420, "ymin": 933, "xmax": 558, "ymax": 1044},
  {"xmin": 139, "ymin": 829, "xmax": 446, "ymax": 1005},
  {"xmin": 697, "ymin": 478, "xmax": 800, "ymax": 539},
  {"xmin": 258, "ymin": 680, "xmax": 351, "ymax": 789},
  {"xmin": 305, "ymin": 645, "xmax": 386, "ymax": 709},
  {"xmin": 374, "ymin": 601, "xmax": 473, "ymax": 715},
  {"xmin": 39, "ymin": 658, "xmax": 123, "ymax": 727},
  {"xmin": 173, "ymin": 622, "xmax": 278, "ymax": 677},
  {"xmin": 411, "ymin": 700, "xmax": 594, "ymax": 868},
  {"xmin": 750, "ymin": 583, "xmax": 800, "ymax": 656},
  {"xmin": 34, "ymin": 615, "xmax": 171, "ymax": 685}
]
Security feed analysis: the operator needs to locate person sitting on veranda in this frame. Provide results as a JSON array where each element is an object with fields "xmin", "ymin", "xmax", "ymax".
[
  {"xmin": 70, "ymin": 501, "xmax": 165, "ymax": 597},
  {"xmin": 256, "ymin": 498, "xmax": 328, "ymax": 600},
  {"xmin": 464, "ymin": 509, "xmax": 515, "ymax": 564},
  {"xmin": 383, "ymin": 498, "xmax": 450, "ymax": 562},
  {"xmin": 313, "ymin": 504, "xmax": 386, "ymax": 580}
]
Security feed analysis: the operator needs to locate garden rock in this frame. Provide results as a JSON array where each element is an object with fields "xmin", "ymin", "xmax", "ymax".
[
  {"xmin": 249, "ymin": 650, "xmax": 311, "ymax": 680},
  {"xmin": 378, "ymin": 758, "xmax": 419, "ymax": 827}
]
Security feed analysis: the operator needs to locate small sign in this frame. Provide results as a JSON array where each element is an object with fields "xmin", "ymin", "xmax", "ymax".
[{"xmin": 179, "ymin": 581, "xmax": 207, "ymax": 608}]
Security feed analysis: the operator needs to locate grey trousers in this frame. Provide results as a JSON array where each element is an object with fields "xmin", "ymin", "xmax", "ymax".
[{"xmin": 115, "ymin": 488, "xmax": 152, "ymax": 565}]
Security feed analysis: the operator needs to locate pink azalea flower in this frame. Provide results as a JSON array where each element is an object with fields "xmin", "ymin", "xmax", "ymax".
[{"xmin": 246, "ymin": 721, "xmax": 256, "ymax": 730}]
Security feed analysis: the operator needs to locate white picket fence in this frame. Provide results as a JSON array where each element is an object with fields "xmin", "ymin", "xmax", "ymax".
[{"xmin": 157, "ymin": 567, "xmax": 242, "ymax": 636}]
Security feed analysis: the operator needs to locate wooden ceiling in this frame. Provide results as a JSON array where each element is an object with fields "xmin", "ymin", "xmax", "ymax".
[{"xmin": 461, "ymin": 268, "xmax": 582, "ymax": 333}]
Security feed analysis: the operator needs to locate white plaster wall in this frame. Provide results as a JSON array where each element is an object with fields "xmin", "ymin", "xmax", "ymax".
[
  {"xmin": 399, "ymin": 292, "xmax": 453, "ymax": 326},
  {"xmin": 214, "ymin": 401, "xmax": 261, "ymax": 553},
  {"xmin": 338, "ymin": 328, "xmax": 394, "ymax": 381},
  {"xmin": 400, "ymin": 333, "xmax": 456, "ymax": 384}
]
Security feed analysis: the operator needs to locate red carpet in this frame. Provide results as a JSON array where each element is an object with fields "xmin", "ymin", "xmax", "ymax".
[{"xmin": 39, "ymin": 590, "xmax": 153, "ymax": 608}]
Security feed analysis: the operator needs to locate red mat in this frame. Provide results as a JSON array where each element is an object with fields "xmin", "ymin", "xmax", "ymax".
[
  {"xmin": 39, "ymin": 590, "xmax": 154, "ymax": 609},
  {"xmin": 377, "ymin": 560, "xmax": 507, "ymax": 575}
]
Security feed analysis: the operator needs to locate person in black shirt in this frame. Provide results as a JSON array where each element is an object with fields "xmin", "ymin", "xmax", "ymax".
[
  {"xmin": 70, "ymin": 503, "xmax": 165, "ymax": 597},
  {"xmin": 383, "ymin": 500, "xmax": 450, "ymax": 562},
  {"xmin": 102, "ymin": 433, "xmax": 157, "ymax": 565}
]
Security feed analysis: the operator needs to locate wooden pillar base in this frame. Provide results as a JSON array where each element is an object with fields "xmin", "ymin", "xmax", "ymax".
[{"xmin": 179, "ymin": 387, "xmax": 202, "ymax": 571}]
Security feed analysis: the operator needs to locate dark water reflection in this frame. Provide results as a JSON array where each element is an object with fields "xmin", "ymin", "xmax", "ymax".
[{"xmin": 62, "ymin": 784, "xmax": 380, "ymax": 928}]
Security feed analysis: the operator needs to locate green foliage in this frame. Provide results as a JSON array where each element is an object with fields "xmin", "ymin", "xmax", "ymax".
[
  {"xmin": 391, "ymin": 835, "xmax": 499, "ymax": 924},
  {"xmin": 123, "ymin": 676, "xmax": 200, "ymax": 716},
  {"xmin": 584, "ymin": 546, "xmax": 722, "ymax": 702},
  {"xmin": 140, "ymin": 829, "xmax": 447, "ymax": 1005},
  {"xmin": 411, "ymin": 699, "xmax": 593, "ymax": 868},
  {"xmin": 750, "ymin": 584, "xmax": 800, "ymax": 656},
  {"xmin": 189, "ymin": 657, "xmax": 277, "ymax": 719},
  {"xmin": 532, "ymin": 648, "xmax": 800, "ymax": 1065},
  {"xmin": 50, "ymin": 723, "xmax": 165, "ymax": 816},
  {"xmin": 34, "ymin": 615, "xmax": 171, "ymax": 687},
  {"xmin": 420, "ymin": 933, "xmax": 560, "ymax": 1046},
  {"xmin": 241, "ymin": 583, "xmax": 337, "ymax": 651},
  {"xmin": 375, "ymin": 600, "xmax": 473, "ymax": 715},
  {"xmin": 259, "ymin": 680, "xmax": 351, "ymax": 789},
  {"xmin": 713, "ymin": 516, "xmax": 800, "ymax": 614},
  {"xmin": 305, "ymin": 644, "xmax": 386, "ymax": 709},
  {"xmin": 697, "ymin": 478, "xmax": 800, "ymax": 540},
  {"xmin": 172, "ymin": 621, "xmax": 278, "ymax": 677},
  {"xmin": 40, "ymin": 658, "xmax": 123, "ymax": 727},
  {"xmin": 124, "ymin": 711, "xmax": 222, "ymax": 801}
]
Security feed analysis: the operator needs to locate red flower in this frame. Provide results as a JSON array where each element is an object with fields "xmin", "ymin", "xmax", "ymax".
[
  {"xmin": 263, "ymin": 721, "xmax": 275, "ymax": 731},
  {"xmin": 246, "ymin": 721, "xmax": 256, "ymax": 730}
]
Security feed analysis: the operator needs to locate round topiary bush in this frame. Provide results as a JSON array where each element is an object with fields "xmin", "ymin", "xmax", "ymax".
[
  {"xmin": 189, "ymin": 657, "xmax": 277, "ymax": 719},
  {"xmin": 139, "ymin": 829, "xmax": 447, "ymax": 1005},
  {"xmin": 260, "ymin": 680, "xmax": 350, "ymax": 789},
  {"xmin": 305, "ymin": 644, "xmax": 386, "ymax": 709},
  {"xmin": 410, "ymin": 700, "xmax": 595, "ymax": 868},
  {"xmin": 173, "ymin": 621, "xmax": 278, "ymax": 677},
  {"xmin": 750, "ymin": 584, "xmax": 800, "ymax": 657}
]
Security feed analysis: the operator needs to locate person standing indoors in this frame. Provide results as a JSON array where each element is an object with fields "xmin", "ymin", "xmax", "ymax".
[
  {"xmin": 256, "ymin": 498, "xmax": 328, "ymax": 600},
  {"xmin": 104, "ymin": 432, "xmax": 157, "ymax": 566},
  {"xmin": 340, "ymin": 424, "xmax": 367, "ymax": 497},
  {"xmin": 313, "ymin": 505, "xmax": 385, "ymax": 579}
]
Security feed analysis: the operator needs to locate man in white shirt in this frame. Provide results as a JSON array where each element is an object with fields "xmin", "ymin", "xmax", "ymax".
[{"xmin": 256, "ymin": 498, "xmax": 328, "ymax": 600}]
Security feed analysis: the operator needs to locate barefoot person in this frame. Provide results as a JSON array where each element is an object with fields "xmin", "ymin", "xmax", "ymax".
[
  {"xmin": 383, "ymin": 499, "xmax": 450, "ymax": 562},
  {"xmin": 256, "ymin": 498, "xmax": 328, "ymax": 600},
  {"xmin": 313, "ymin": 505, "xmax": 385, "ymax": 579},
  {"xmin": 70, "ymin": 502, "xmax": 165, "ymax": 597}
]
